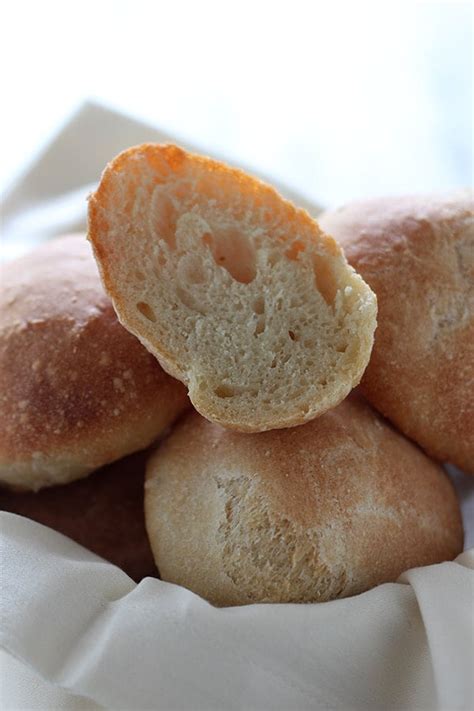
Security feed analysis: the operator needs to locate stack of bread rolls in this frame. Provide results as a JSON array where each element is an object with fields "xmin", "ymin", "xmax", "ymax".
[{"xmin": 1, "ymin": 144, "xmax": 471, "ymax": 604}]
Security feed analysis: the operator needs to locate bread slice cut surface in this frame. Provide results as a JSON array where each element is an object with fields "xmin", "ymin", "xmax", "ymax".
[{"xmin": 88, "ymin": 144, "xmax": 377, "ymax": 431}]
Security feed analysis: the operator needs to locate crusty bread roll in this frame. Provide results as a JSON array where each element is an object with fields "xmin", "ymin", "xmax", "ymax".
[
  {"xmin": 88, "ymin": 144, "xmax": 377, "ymax": 432},
  {"xmin": 0, "ymin": 235, "xmax": 189, "ymax": 491},
  {"xmin": 0, "ymin": 450, "xmax": 157, "ymax": 582},
  {"xmin": 145, "ymin": 395, "xmax": 463, "ymax": 606},
  {"xmin": 320, "ymin": 191, "xmax": 474, "ymax": 472}
]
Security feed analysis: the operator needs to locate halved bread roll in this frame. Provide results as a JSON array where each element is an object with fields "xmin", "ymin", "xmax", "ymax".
[
  {"xmin": 145, "ymin": 395, "xmax": 463, "ymax": 606},
  {"xmin": 0, "ymin": 235, "xmax": 189, "ymax": 491},
  {"xmin": 320, "ymin": 191, "xmax": 474, "ymax": 472},
  {"xmin": 88, "ymin": 144, "xmax": 377, "ymax": 432}
]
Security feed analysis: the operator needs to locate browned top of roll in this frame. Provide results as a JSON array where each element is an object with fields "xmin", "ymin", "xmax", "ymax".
[
  {"xmin": 0, "ymin": 235, "xmax": 189, "ymax": 490},
  {"xmin": 320, "ymin": 191, "xmax": 474, "ymax": 472},
  {"xmin": 145, "ymin": 394, "xmax": 463, "ymax": 606}
]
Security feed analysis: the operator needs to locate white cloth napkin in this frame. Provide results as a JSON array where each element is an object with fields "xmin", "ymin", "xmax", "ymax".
[
  {"xmin": 1, "ymin": 102, "xmax": 473, "ymax": 710},
  {"xmin": 1, "ymin": 513, "xmax": 473, "ymax": 711}
]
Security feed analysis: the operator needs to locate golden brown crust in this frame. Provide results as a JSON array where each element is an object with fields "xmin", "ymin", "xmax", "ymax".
[
  {"xmin": 0, "ymin": 450, "xmax": 157, "ymax": 582},
  {"xmin": 0, "ymin": 235, "xmax": 190, "ymax": 490},
  {"xmin": 88, "ymin": 144, "xmax": 377, "ymax": 432},
  {"xmin": 145, "ymin": 395, "xmax": 463, "ymax": 606},
  {"xmin": 320, "ymin": 191, "xmax": 474, "ymax": 472}
]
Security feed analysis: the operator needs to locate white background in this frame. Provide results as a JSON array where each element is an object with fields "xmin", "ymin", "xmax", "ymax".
[{"xmin": 0, "ymin": 0, "xmax": 472, "ymax": 207}]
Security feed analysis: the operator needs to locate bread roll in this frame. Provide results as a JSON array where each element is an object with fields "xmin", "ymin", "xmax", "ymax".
[
  {"xmin": 88, "ymin": 144, "xmax": 377, "ymax": 432},
  {"xmin": 0, "ymin": 450, "xmax": 156, "ymax": 582},
  {"xmin": 145, "ymin": 395, "xmax": 463, "ymax": 606},
  {"xmin": 0, "ymin": 235, "xmax": 189, "ymax": 491},
  {"xmin": 320, "ymin": 191, "xmax": 474, "ymax": 472}
]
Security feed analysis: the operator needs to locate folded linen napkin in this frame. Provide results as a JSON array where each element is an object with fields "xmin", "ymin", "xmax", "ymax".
[{"xmin": 1, "ymin": 513, "xmax": 473, "ymax": 711}]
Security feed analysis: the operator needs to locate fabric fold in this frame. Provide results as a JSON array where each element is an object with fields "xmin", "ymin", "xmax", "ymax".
[{"xmin": 2, "ymin": 513, "xmax": 473, "ymax": 710}]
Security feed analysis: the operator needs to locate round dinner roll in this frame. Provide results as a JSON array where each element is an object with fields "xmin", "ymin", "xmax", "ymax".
[
  {"xmin": 0, "ymin": 235, "xmax": 189, "ymax": 491},
  {"xmin": 319, "ymin": 191, "xmax": 474, "ymax": 472},
  {"xmin": 0, "ymin": 450, "xmax": 157, "ymax": 582},
  {"xmin": 145, "ymin": 395, "xmax": 463, "ymax": 606},
  {"xmin": 88, "ymin": 143, "xmax": 377, "ymax": 432}
]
